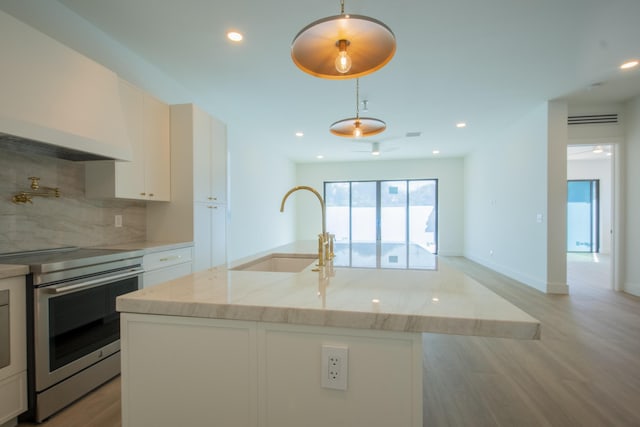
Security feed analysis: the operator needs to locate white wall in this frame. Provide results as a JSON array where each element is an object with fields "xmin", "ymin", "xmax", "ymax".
[
  {"xmin": 624, "ymin": 95, "xmax": 640, "ymax": 296},
  {"xmin": 227, "ymin": 137, "xmax": 296, "ymax": 262},
  {"xmin": 567, "ymin": 158, "xmax": 612, "ymax": 253},
  {"xmin": 464, "ymin": 103, "xmax": 553, "ymax": 292},
  {"xmin": 295, "ymin": 158, "xmax": 465, "ymax": 256},
  {"xmin": 0, "ymin": 1, "xmax": 192, "ymax": 105}
]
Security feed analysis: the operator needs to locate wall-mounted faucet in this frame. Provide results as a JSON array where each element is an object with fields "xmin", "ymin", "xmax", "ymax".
[
  {"xmin": 280, "ymin": 186, "xmax": 334, "ymax": 267},
  {"xmin": 12, "ymin": 176, "xmax": 61, "ymax": 204}
]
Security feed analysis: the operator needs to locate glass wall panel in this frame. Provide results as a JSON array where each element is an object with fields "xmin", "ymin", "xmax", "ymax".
[
  {"xmin": 351, "ymin": 182, "xmax": 377, "ymax": 242},
  {"xmin": 325, "ymin": 179, "xmax": 437, "ymax": 269},
  {"xmin": 567, "ymin": 180, "xmax": 599, "ymax": 252},
  {"xmin": 409, "ymin": 180, "xmax": 437, "ymax": 254},
  {"xmin": 325, "ymin": 182, "xmax": 350, "ymax": 242}
]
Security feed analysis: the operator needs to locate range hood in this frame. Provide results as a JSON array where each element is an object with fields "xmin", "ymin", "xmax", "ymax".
[
  {"xmin": 0, "ymin": 131, "xmax": 112, "ymax": 162},
  {"xmin": 0, "ymin": 10, "xmax": 132, "ymax": 162}
]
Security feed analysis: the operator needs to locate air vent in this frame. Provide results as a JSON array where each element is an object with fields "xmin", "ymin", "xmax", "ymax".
[
  {"xmin": 405, "ymin": 131, "xmax": 422, "ymax": 138},
  {"xmin": 567, "ymin": 114, "xmax": 618, "ymax": 125}
]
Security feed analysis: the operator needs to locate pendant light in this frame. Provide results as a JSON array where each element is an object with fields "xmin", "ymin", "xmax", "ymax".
[
  {"xmin": 291, "ymin": 0, "xmax": 396, "ymax": 79},
  {"xmin": 330, "ymin": 78, "xmax": 386, "ymax": 138}
]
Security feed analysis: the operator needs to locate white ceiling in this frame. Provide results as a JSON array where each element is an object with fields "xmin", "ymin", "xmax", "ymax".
[
  {"xmin": 3, "ymin": 0, "xmax": 640, "ymax": 163},
  {"xmin": 567, "ymin": 144, "xmax": 613, "ymax": 161}
]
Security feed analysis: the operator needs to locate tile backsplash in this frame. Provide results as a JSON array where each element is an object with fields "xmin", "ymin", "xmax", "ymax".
[{"xmin": 0, "ymin": 149, "xmax": 146, "ymax": 254}]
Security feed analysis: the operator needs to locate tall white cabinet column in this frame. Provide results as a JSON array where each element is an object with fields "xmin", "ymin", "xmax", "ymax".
[{"xmin": 147, "ymin": 104, "xmax": 228, "ymax": 271}]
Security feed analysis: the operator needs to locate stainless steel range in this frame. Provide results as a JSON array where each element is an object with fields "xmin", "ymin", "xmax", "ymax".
[{"xmin": 0, "ymin": 247, "xmax": 144, "ymax": 422}]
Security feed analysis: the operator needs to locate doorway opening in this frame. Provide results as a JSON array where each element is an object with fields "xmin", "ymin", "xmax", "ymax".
[{"xmin": 566, "ymin": 145, "xmax": 613, "ymax": 290}]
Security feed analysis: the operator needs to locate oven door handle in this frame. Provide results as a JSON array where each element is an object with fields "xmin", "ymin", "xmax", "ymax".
[{"xmin": 45, "ymin": 268, "xmax": 144, "ymax": 294}]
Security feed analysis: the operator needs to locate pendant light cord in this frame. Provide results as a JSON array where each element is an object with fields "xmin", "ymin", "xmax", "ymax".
[
  {"xmin": 340, "ymin": 0, "xmax": 345, "ymax": 14},
  {"xmin": 355, "ymin": 78, "xmax": 360, "ymax": 120}
]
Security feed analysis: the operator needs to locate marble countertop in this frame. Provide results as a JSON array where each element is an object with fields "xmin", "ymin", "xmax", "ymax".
[
  {"xmin": 117, "ymin": 242, "xmax": 541, "ymax": 340},
  {"xmin": 0, "ymin": 264, "xmax": 29, "ymax": 280}
]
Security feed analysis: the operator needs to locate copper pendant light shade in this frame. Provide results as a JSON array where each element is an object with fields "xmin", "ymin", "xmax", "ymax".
[
  {"xmin": 330, "ymin": 78, "xmax": 386, "ymax": 138},
  {"xmin": 330, "ymin": 117, "xmax": 387, "ymax": 138},
  {"xmin": 291, "ymin": 1, "xmax": 396, "ymax": 79}
]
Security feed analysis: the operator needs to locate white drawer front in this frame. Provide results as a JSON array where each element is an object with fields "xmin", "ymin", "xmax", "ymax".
[
  {"xmin": 143, "ymin": 263, "xmax": 193, "ymax": 289},
  {"xmin": 0, "ymin": 371, "xmax": 27, "ymax": 424},
  {"xmin": 143, "ymin": 247, "xmax": 193, "ymax": 271}
]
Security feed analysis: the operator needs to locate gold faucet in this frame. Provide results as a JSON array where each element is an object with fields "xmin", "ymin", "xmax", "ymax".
[
  {"xmin": 280, "ymin": 186, "xmax": 335, "ymax": 266},
  {"xmin": 11, "ymin": 177, "xmax": 61, "ymax": 204}
]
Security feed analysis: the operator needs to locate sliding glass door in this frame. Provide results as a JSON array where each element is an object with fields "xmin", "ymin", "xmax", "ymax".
[
  {"xmin": 325, "ymin": 179, "xmax": 437, "ymax": 269},
  {"xmin": 567, "ymin": 180, "xmax": 599, "ymax": 252}
]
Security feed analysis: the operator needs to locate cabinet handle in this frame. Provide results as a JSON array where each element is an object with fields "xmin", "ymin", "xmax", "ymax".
[
  {"xmin": 140, "ymin": 192, "xmax": 146, "ymax": 196},
  {"xmin": 208, "ymin": 197, "xmax": 217, "ymax": 201},
  {"xmin": 208, "ymin": 205, "xmax": 218, "ymax": 209},
  {"xmin": 149, "ymin": 193, "xmax": 154, "ymax": 197}
]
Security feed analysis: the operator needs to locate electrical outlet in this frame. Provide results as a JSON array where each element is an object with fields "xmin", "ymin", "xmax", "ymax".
[
  {"xmin": 115, "ymin": 215, "xmax": 123, "ymax": 228},
  {"xmin": 321, "ymin": 345, "xmax": 348, "ymax": 390}
]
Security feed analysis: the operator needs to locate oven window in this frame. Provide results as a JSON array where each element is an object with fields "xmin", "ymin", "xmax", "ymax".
[{"xmin": 48, "ymin": 277, "xmax": 138, "ymax": 371}]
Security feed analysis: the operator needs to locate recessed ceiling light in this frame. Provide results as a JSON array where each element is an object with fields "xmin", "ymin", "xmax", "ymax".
[
  {"xmin": 432, "ymin": 150, "xmax": 440, "ymax": 155},
  {"xmin": 620, "ymin": 60, "xmax": 639, "ymax": 70},
  {"xmin": 227, "ymin": 31, "xmax": 243, "ymax": 42},
  {"xmin": 456, "ymin": 122, "xmax": 467, "ymax": 128},
  {"xmin": 592, "ymin": 146, "xmax": 604, "ymax": 154},
  {"xmin": 295, "ymin": 132, "xmax": 304, "ymax": 137},
  {"xmin": 316, "ymin": 154, "xmax": 324, "ymax": 159}
]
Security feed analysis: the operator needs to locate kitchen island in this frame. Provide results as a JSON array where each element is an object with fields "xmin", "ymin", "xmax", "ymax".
[{"xmin": 117, "ymin": 242, "xmax": 540, "ymax": 427}]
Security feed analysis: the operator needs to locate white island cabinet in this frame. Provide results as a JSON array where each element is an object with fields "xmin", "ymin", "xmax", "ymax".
[
  {"xmin": 0, "ymin": 266, "xmax": 29, "ymax": 426},
  {"xmin": 117, "ymin": 242, "xmax": 540, "ymax": 427}
]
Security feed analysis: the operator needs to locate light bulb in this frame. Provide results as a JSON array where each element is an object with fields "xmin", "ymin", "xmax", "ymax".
[
  {"xmin": 335, "ymin": 39, "xmax": 352, "ymax": 74},
  {"xmin": 353, "ymin": 121, "xmax": 363, "ymax": 137}
]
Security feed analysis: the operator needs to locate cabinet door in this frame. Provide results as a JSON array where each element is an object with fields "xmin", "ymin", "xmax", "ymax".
[
  {"xmin": 193, "ymin": 203, "xmax": 227, "ymax": 271},
  {"xmin": 144, "ymin": 95, "xmax": 171, "ymax": 201},
  {"xmin": 193, "ymin": 203, "xmax": 213, "ymax": 272},
  {"xmin": 210, "ymin": 203, "xmax": 227, "ymax": 267},
  {"xmin": 210, "ymin": 116, "xmax": 227, "ymax": 204},
  {"xmin": 114, "ymin": 80, "xmax": 145, "ymax": 199},
  {"xmin": 192, "ymin": 106, "xmax": 212, "ymax": 203}
]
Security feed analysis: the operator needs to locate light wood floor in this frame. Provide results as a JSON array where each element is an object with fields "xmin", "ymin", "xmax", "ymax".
[
  {"xmin": 19, "ymin": 256, "xmax": 640, "ymax": 427},
  {"xmin": 567, "ymin": 252, "xmax": 611, "ymax": 289}
]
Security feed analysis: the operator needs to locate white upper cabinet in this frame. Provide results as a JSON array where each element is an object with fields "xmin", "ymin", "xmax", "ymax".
[
  {"xmin": 85, "ymin": 79, "xmax": 170, "ymax": 201},
  {"xmin": 192, "ymin": 107, "xmax": 227, "ymax": 204},
  {"xmin": 142, "ymin": 91, "xmax": 171, "ymax": 201}
]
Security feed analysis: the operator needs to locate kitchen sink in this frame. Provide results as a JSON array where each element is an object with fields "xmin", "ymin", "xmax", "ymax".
[{"xmin": 231, "ymin": 253, "xmax": 317, "ymax": 273}]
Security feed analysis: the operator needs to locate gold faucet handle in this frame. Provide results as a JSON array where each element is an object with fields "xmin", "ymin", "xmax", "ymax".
[{"xmin": 28, "ymin": 176, "xmax": 41, "ymax": 190}]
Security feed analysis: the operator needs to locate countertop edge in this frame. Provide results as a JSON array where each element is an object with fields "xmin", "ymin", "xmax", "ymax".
[
  {"xmin": 116, "ymin": 298, "xmax": 541, "ymax": 340},
  {"xmin": 0, "ymin": 264, "xmax": 30, "ymax": 280}
]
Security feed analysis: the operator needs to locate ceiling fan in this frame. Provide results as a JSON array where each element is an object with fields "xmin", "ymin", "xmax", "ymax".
[
  {"xmin": 350, "ymin": 132, "xmax": 421, "ymax": 156},
  {"xmin": 352, "ymin": 141, "xmax": 398, "ymax": 156}
]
